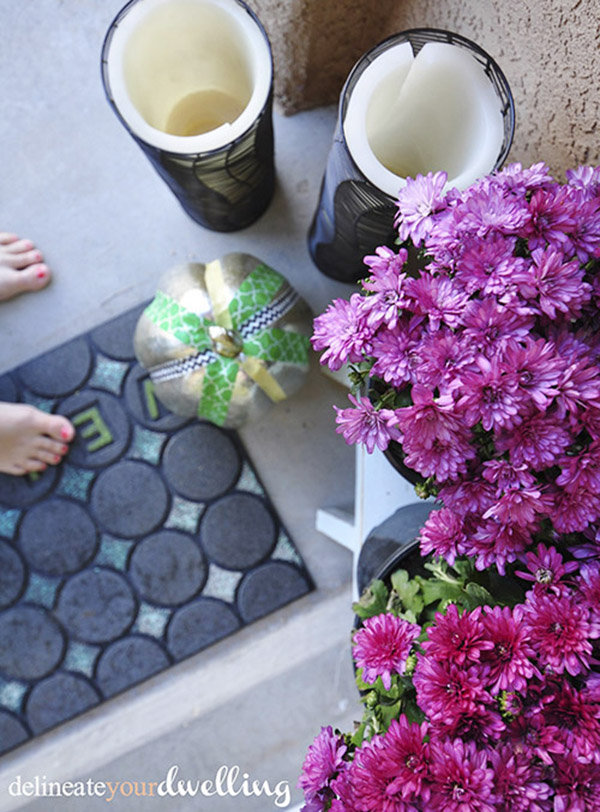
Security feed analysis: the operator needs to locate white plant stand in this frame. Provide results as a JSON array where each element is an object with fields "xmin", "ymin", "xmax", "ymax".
[{"xmin": 317, "ymin": 443, "xmax": 419, "ymax": 598}]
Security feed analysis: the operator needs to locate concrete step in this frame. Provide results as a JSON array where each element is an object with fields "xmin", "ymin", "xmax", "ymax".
[{"xmin": 0, "ymin": 586, "xmax": 362, "ymax": 812}]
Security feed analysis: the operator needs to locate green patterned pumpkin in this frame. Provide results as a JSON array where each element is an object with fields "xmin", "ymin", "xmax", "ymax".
[{"xmin": 134, "ymin": 253, "xmax": 313, "ymax": 429}]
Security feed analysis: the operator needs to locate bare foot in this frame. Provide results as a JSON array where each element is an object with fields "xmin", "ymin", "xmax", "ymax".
[
  {"xmin": 0, "ymin": 232, "xmax": 51, "ymax": 301},
  {"xmin": 0, "ymin": 403, "xmax": 74, "ymax": 476}
]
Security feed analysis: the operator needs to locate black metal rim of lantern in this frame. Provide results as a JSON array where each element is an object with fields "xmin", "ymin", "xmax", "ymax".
[
  {"xmin": 308, "ymin": 27, "xmax": 516, "ymax": 283},
  {"xmin": 100, "ymin": 0, "xmax": 275, "ymax": 232}
]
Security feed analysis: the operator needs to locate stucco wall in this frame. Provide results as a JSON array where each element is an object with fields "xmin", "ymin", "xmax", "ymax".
[{"xmin": 249, "ymin": 0, "xmax": 600, "ymax": 178}]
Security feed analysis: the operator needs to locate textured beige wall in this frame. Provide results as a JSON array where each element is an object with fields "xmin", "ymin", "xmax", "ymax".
[{"xmin": 249, "ymin": 0, "xmax": 600, "ymax": 178}]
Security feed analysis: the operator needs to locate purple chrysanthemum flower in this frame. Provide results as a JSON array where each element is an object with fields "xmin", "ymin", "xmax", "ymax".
[
  {"xmin": 361, "ymin": 247, "xmax": 409, "ymax": 330},
  {"xmin": 312, "ymin": 294, "xmax": 372, "ymax": 370},
  {"xmin": 514, "ymin": 246, "xmax": 591, "ymax": 320},
  {"xmin": 393, "ymin": 385, "xmax": 476, "ymax": 482},
  {"xmin": 553, "ymin": 755, "xmax": 600, "ymax": 811},
  {"xmin": 353, "ymin": 613, "xmax": 420, "ymax": 690},
  {"xmin": 502, "ymin": 337, "xmax": 564, "ymax": 411},
  {"xmin": 404, "ymin": 272, "xmax": 470, "ymax": 331},
  {"xmin": 395, "ymin": 170, "xmax": 449, "ymax": 246},
  {"xmin": 496, "ymin": 161, "xmax": 553, "ymax": 193},
  {"xmin": 515, "ymin": 543, "xmax": 578, "ymax": 593},
  {"xmin": 483, "ymin": 485, "xmax": 546, "ymax": 529},
  {"xmin": 431, "ymin": 703, "xmax": 506, "ymax": 747},
  {"xmin": 481, "ymin": 459, "xmax": 537, "ymax": 492},
  {"xmin": 350, "ymin": 735, "xmax": 422, "ymax": 812},
  {"xmin": 370, "ymin": 316, "xmax": 421, "ymax": 388},
  {"xmin": 413, "ymin": 328, "xmax": 476, "ymax": 392},
  {"xmin": 576, "ymin": 562, "xmax": 600, "ymax": 622},
  {"xmin": 461, "ymin": 297, "xmax": 535, "ymax": 356},
  {"xmin": 481, "ymin": 605, "xmax": 538, "ymax": 694},
  {"xmin": 542, "ymin": 679, "xmax": 600, "ymax": 764},
  {"xmin": 566, "ymin": 194, "xmax": 600, "ymax": 262},
  {"xmin": 422, "ymin": 604, "xmax": 494, "ymax": 666},
  {"xmin": 454, "ymin": 232, "xmax": 527, "ymax": 297},
  {"xmin": 556, "ymin": 439, "xmax": 600, "ymax": 493},
  {"xmin": 507, "ymin": 713, "xmax": 565, "ymax": 766},
  {"xmin": 465, "ymin": 519, "xmax": 531, "ymax": 575},
  {"xmin": 490, "ymin": 744, "xmax": 552, "ymax": 812},
  {"xmin": 419, "ymin": 507, "xmax": 468, "ymax": 566},
  {"xmin": 438, "ymin": 477, "xmax": 496, "ymax": 517},
  {"xmin": 429, "ymin": 738, "xmax": 498, "ymax": 812},
  {"xmin": 524, "ymin": 185, "xmax": 579, "ymax": 251},
  {"xmin": 555, "ymin": 350, "xmax": 600, "ymax": 419},
  {"xmin": 378, "ymin": 716, "xmax": 431, "ymax": 801},
  {"xmin": 550, "ymin": 484, "xmax": 600, "ymax": 533},
  {"xmin": 495, "ymin": 410, "xmax": 572, "ymax": 469},
  {"xmin": 334, "ymin": 395, "xmax": 401, "ymax": 454},
  {"xmin": 298, "ymin": 725, "xmax": 347, "ymax": 807},
  {"xmin": 413, "ymin": 655, "xmax": 491, "ymax": 725},
  {"xmin": 454, "ymin": 183, "xmax": 531, "ymax": 239},
  {"xmin": 523, "ymin": 591, "xmax": 600, "ymax": 676},
  {"xmin": 457, "ymin": 355, "xmax": 522, "ymax": 431},
  {"xmin": 566, "ymin": 163, "xmax": 600, "ymax": 197}
]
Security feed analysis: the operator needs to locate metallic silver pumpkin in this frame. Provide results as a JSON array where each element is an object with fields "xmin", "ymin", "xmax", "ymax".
[{"xmin": 134, "ymin": 253, "xmax": 313, "ymax": 428}]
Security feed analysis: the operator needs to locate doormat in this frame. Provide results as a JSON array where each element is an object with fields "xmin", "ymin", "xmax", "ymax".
[{"xmin": 0, "ymin": 303, "xmax": 313, "ymax": 755}]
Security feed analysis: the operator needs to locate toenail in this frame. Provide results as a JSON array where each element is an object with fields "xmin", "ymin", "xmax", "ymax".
[
  {"xmin": 61, "ymin": 445, "xmax": 68, "ymax": 454},
  {"xmin": 61, "ymin": 427, "xmax": 72, "ymax": 440},
  {"xmin": 36, "ymin": 267, "xmax": 48, "ymax": 279},
  {"xmin": 33, "ymin": 251, "xmax": 43, "ymax": 261},
  {"xmin": 53, "ymin": 455, "xmax": 61, "ymax": 463}
]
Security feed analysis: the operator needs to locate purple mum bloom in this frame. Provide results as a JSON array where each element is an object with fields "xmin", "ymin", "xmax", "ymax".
[
  {"xmin": 490, "ymin": 744, "xmax": 552, "ymax": 812},
  {"xmin": 298, "ymin": 725, "xmax": 347, "ymax": 807},
  {"xmin": 542, "ymin": 679, "xmax": 600, "ymax": 764},
  {"xmin": 502, "ymin": 336, "xmax": 564, "ymax": 411},
  {"xmin": 556, "ymin": 439, "xmax": 600, "ymax": 493},
  {"xmin": 370, "ymin": 316, "xmax": 421, "ymax": 388},
  {"xmin": 311, "ymin": 294, "xmax": 372, "ymax": 371},
  {"xmin": 524, "ymin": 185, "xmax": 579, "ymax": 251},
  {"xmin": 422, "ymin": 604, "xmax": 494, "ymax": 666},
  {"xmin": 496, "ymin": 161, "xmax": 553, "ymax": 193},
  {"xmin": 361, "ymin": 247, "xmax": 409, "ymax": 330},
  {"xmin": 413, "ymin": 327, "xmax": 476, "ymax": 392},
  {"xmin": 429, "ymin": 738, "xmax": 498, "ymax": 812},
  {"xmin": 551, "ymin": 484, "xmax": 600, "ymax": 533},
  {"xmin": 523, "ymin": 591, "xmax": 600, "ymax": 676},
  {"xmin": 481, "ymin": 605, "xmax": 538, "ymax": 694},
  {"xmin": 351, "ymin": 735, "xmax": 423, "ymax": 812},
  {"xmin": 496, "ymin": 410, "xmax": 572, "ymax": 469},
  {"xmin": 461, "ymin": 297, "xmax": 535, "ymax": 356},
  {"xmin": 395, "ymin": 170, "xmax": 449, "ymax": 246},
  {"xmin": 515, "ymin": 543, "xmax": 578, "ymax": 594},
  {"xmin": 378, "ymin": 716, "xmax": 431, "ymax": 801},
  {"xmin": 413, "ymin": 655, "xmax": 491, "ymax": 725},
  {"xmin": 514, "ymin": 246, "xmax": 591, "ymax": 320},
  {"xmin": 457, "ymin": 355, "xmax": 522, "ymax": 431},
  {"xmin": 454, "ymin": 232, "xmax": 527, "ymax": 297},
  {"xmin": 576, "ymin": 562, "xmax": 600, "ymax": 622},
  {"xmin": 454, "ymin": 183, "xmax": 531, "ymax": 238},
  {"xmin": 419, "ymin": 507, "xmax": 468, "ymax": 566},
  {"xmin": 404, "ymin": 272, "xmax": 470, "ymax": 331},
  {"xmin": 438, "ymin": 477, "xmax": 497, "ymax": 517},
  {"xmin": 465, "ymin": 519, "xmax": 531, "ymax": 575},
  {"xmin": 566, "ymin": 164, "xmax": 600, "ymax": 197},
  {"xmin": 553, "ymin": 755, "xmax": 600, "ymax": 811},
  {"xmin": 353, "ymin": 613, "xmax": 420, "ymax": 690},
  {"xmin": 334, "ymin": 395, "xmax": 401, "ymax": 454}
]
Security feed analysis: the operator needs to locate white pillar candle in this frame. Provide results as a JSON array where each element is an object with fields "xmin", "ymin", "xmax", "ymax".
[
  {"xmin": 343, "ymin": 41, "xmax": 505, "ymax": 197},
  {"xmin": 104, "ymin": 0, "xmax": 272, "ymax": 154}
]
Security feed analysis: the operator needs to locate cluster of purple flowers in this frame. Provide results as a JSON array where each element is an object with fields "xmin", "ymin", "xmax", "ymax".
[
  {"xmin": 312, "ymin": 163, "xmax": 600, "ymax": 572},
  {"xmin": 298, "ymin": 544, "xmax": 600, "ymax": 811}
]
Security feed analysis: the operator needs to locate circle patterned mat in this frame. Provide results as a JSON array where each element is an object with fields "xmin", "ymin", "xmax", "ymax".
[{"xmin": 0, "ymin": 303, "xmax": 313, "ymax": 754}]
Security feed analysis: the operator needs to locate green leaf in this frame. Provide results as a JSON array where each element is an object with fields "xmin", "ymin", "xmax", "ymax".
[
  {"xmin": 464, "ymin": 581, "xmax": 495, "ymax": 607},
  {"xmin": 353, "ymin": 579, "xmax": 389, "ymax": 619},
  {"xmin": 390, "ymin": 568, "xmax": 424, "ymax": 617}
]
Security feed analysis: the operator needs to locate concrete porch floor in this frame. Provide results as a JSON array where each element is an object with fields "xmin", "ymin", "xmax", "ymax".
[{"xmin": 0, "ymin": 1, "xmax": 366, "ymax": 809}]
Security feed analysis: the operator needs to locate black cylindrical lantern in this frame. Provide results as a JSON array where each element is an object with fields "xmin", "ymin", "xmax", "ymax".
[
  {"xmin": 101, "ymin": 0, "xmax": 275, "ymax": 232},
  {"xmin": 308, "ymin": 29, "xmax": 515, "ymax": 282}
]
